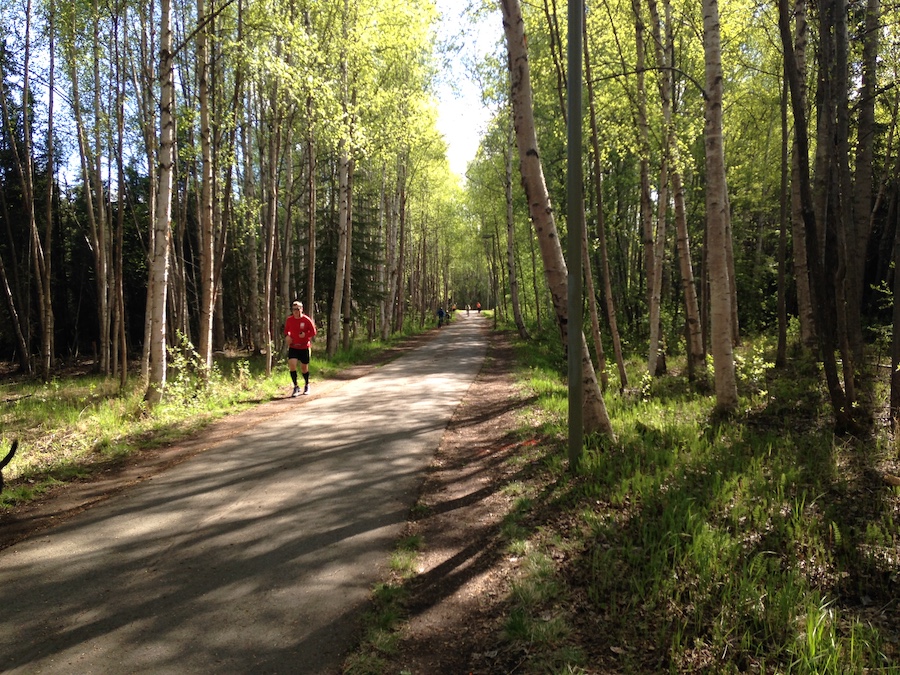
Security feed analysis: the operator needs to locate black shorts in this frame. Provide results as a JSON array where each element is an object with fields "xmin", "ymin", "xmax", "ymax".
[{"xmin": 288, "ymin": 348, "xmax": 311, "ymax": 364}]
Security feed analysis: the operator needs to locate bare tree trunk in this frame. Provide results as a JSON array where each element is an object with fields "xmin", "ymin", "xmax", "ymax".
[
  {"xmin": 92, "ymin": 0, "xmax": 111, "ymax": 375},
  {"xmin": 328, "ymin": 0, "xmax": 351, "ymax": 355},
  {"xmin": 646, "ymin": 0, "xmax": 702, "ymax": 375},
  {"xmin": 849, "ymin": 0, "xmax": 879, "ymax": 363},
  {"xmin": 584, "ymin": 23, "xmax": 627, "ymax": 390},
  {"xmin": 114, "ymin": 3, "xmax": 127, "ymax": 388},
  {"xmin": 673, "ymin": 168, "xmax": 705, "ymax": 376},
  {"xmin": 281, "ymin": 139, "xmax": 295, "ymax": 308},
  {"xmin": 789, "ymin": 0, "xmax": 816, "ymax": 347},
  {"xmin": 132, "ymin": 0, "xmax": 158, "ymax": 382},
  {"xmin": 16, "ymin": 0, "xmax": 53, "ymax": 380},
  {"xmin": 390, "ymin": 156, "xmax": 408, "ymax": 335},
  {"xmin": 376, "ymin": 166, "xmax": 387, "ymax": 336},
  {"xmin": 342, "ymin": 157, "xmax": 354, "ymax": 351},
  {"xmin": 632, "ymin": 0, "xmax": 654, "ymax": 328},
  {"xmin": 647, "ymin": 157, "xmax": 668, "ymax": 376},
  {"xmin": 240, "ymin": 114, "xmax": 261, "ymax": 352},
  {"xmin": 505, "ymin": 112, "xmax": 529, "ymax": 339},
  {"xmin": 197, "ymin": 0, "xmax": 215, "ymax": 370},
  {"xmin": 582, "ymin": 210, "xmax": 607, "ymax": 391},
  {"xmin": 500, "ymin": 0, "xmax": 614, "ymax": 438},
  {"xmin": 146, "ymin": 0, "xmax": 175, "ymax": 405},
  {"xmin": 381, "ymin": 170, "xmax": 399, "ymax": 340},
  {"xmin": 529, "ymin": 226, "xmax": 541, "ymax": 329},
  {"xmin": 778, "ymin": 0, "xmax": 851, "ymax": 430},
  {"xmin": 263, "ymin": 88, "xmax": 282, "ymax": 375},
  {"xmin": 702, "ymin": 0, "xmax": 738, "ymax": 411},
  {"xmin": 777, "ymin": 74, "xmax": 789, "ymax": 368},
  {"xmin": 831, "ymin": 0, "xmax": 857, "ymax": 404},
  {"xmin": 306, "ymin": 98, "xmax": 317, "ymax": 322},
  {"xmin": 328, "ymin": 142, "xmax": 350, "ymax": 356}
]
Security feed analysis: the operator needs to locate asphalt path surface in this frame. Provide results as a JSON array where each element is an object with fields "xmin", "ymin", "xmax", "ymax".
[{"xmin": 0, "ymin": 314, "xmax": 488, "ymax": 674}]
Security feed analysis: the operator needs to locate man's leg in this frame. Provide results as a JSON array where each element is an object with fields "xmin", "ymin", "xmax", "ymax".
[{"xmin": 301, "ymin": 351, "xmax": 311, "ymax": 393}]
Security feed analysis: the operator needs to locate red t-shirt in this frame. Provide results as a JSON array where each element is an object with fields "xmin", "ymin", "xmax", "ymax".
[{"xmin": 284, "ymin": 314, "xmax": 317, "ymax": 349}]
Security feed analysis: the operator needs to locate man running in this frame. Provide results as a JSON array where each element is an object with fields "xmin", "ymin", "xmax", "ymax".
[{"xmin": 283, "ymin": 300, "xmax": 317, "ymax": 397}]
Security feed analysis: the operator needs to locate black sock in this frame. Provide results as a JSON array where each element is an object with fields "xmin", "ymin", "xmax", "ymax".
[
  {"xmin": 291, "ymin": 371, "xmax": 298, "ymax": 386},
  {"xmin": 303, "ymin": 372, "xmax": 310, "ymax": 385}
]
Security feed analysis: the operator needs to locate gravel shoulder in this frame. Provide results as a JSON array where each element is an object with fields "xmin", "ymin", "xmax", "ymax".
[{"xmin": 368, "ymin": 328, "xmax": 535, "ymax": 674}]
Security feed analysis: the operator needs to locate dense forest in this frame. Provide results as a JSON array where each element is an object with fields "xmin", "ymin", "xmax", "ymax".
[{"xmin": 1, "ymin": 0, "xmax": 899, "ymax": 426}]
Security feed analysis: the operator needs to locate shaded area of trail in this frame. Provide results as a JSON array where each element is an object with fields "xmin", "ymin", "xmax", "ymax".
[{"xmin": 0, "ymin": 316, "xmax": 488, "ymax": 674}]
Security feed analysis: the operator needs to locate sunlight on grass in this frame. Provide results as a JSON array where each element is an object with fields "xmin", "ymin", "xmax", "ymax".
[
  {"xmin": 0, "ymin": 331, "xmax": 420, "ymax": 505},
  {"xmin": 498, "ymin": 329, "xmax": 899, "ymax": 673}
]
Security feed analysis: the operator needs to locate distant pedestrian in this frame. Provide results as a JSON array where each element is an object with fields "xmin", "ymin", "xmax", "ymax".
[
  {"xmin": 466, "ymin": 304, "xmax": 470, "ymax": 316},
  {"xmin": 437, "ymin": 307, "xmax": 446, "ymax": 328},
  {"xmin": 476, "ymin": 301, "xmax": 481, "ymax": 314},
  {"xmin": 284, "ymin": 300, "xmax": 317, "ymax": 397}
]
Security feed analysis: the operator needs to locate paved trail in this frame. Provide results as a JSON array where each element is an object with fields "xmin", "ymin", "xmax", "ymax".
[{"xmin": 0, "ymin": 316, "xmax": 488, "ymax": 674}]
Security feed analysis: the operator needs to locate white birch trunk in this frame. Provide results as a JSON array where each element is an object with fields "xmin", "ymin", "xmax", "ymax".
[
  {"xmin": 146, "ymin": 0, "xmax": 175, "ymax": 405},
  {"xmin": 702, "ymin": 0, "xmax": 738, "ymax": 410},
  {"xmin": 500, "ymin": 0, "xmax": 614, "ymax": 438}
]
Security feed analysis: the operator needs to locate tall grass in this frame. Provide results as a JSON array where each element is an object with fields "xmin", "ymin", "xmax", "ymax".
[{"xmin": 501, "ymin": 329, "xmax": 897, "ymax": 673}]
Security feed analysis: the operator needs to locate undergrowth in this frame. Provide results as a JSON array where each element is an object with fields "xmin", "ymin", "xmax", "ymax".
[{"xmin": 499, "ymin": 331, "xmax": 900, "ymax": 673}]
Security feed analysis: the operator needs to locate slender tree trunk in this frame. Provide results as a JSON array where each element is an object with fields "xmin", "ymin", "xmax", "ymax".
[
  {"xmin": 263, "ymin": 88, "xmax": 282, "ymax": 375},
  {"xmin": 328, "ymin": 0, "xmax": 351, "ymax": 355},
  {"xmin": 93, "ymin": 0, "xmax": 110, "ymax": 375},
  {"xmin": 146, "ymin": 0, "xmax": 175, "ymax": 405},
  {"xmin": 777, "ymin": 74, "xmax": 789, "ymax": 367},
  {"xmin": 389, "ymin": 156, "xmax": 408, "ymax": 335},
  {"xmin": 0, "ymin": 56, "xmax": 31, "ymax": 373},
  {"xmin": 382, "ymin": 171, "xmax": 397, "ymax": 338},
  {"xmin": 848, "ymin": 0, "xmax": 879, "ymax": 364},
  {"xmin": 529, "ymin": 225, "xmax": 541, "ymax": 329},
  {"xmin": 19, "ymin": 0, "xmax": 53, "ymax": 379},
  {"xmin": 789, "ymin": 0, "xmax": 816, "ymax": 347},
  {"xmin": 281, "ymin": 139, "xmax": 295, "ymax": 307},
  {"xmin": 542, "ymin": 0, "xmax": 567, "ymax": 124},
  {"xmin": 328, "ymin": 142, "xmax": 350, "ymax": 356},
  {"xmin": 673, "ymin": 168, "xmax": 705, "ymax": 376},
  {"xmin": 114, "ymin": 3, "xmax": 127, "ymax": 388},
  {"xmin": 584, "ymin": 23, "xmax": 627, "ymax": 390},
  {"xmin": 306, "ymin": 98, "xmax": 317, "ymax": 322},
  {"xmin": 648, "ymin": 157, "xmax": 668, "ymax": 376},
  {"xmin": 197, "ymin": 0, "xmax": 215, "ymax": 370},
  {"xmin": 505, "ymin": 112, "xmax": 529, "ymax": 339},
  {"xmin": 500, "ymin": 0, "xmax": 614, "ymax": 438},
  {"xmin": 831, "ymin": 0, "xmax": 857, "ymax": 405},
  {"xmin": 132, "ymin": 0, "xmax": 158, "ymax": 381},
  {"xmin": 702, "ymin": 0, "xmax": 738, "ymax": 411},
  {"xmin": 779, "ymin": 0, "xmax": 851, "ymax": 430},
  {"xmin": 646, "ymin": 0, "xmax": 702, "ymax": 375},
  {"xmin": 342, "ymin": 157, "xmax": 354, "ymax": 351},
  {"xmin": 582, "ymin": 209, "xmax": 608, "ymax": 391}
]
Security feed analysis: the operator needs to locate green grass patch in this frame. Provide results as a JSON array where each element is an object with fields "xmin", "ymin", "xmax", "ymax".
[
  {"xmin": 0, "ymin": 329, "xmax": 428, "ymax": 508},
  {"xmin": 493, "ymin": 329, "xmax": 900, "ymax": 673}
]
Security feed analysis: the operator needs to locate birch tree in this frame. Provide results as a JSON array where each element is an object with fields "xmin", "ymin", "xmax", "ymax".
[
  {"xmin": 500, "ymin": 0, "xmax": 614, "ymax": 438},
  {"xmin": 146, "ymin": 0, "xmax": 175, "ymax": 405},
  {"xmin": 702, "ymin": 0, "xmax": 738, "ymax": 411}
]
